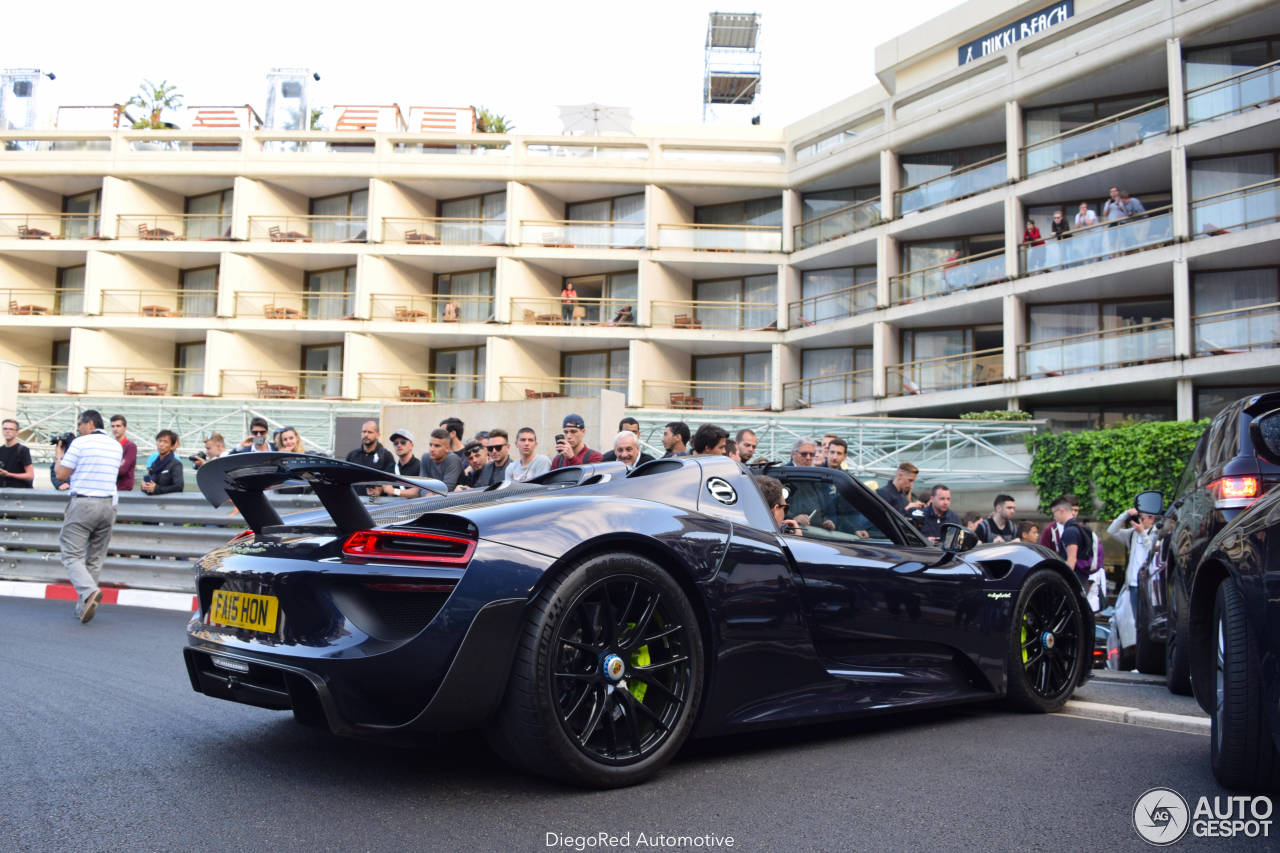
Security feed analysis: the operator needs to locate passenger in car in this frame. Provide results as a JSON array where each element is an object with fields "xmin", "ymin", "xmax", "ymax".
[{"xmin": 756, "ymin": 476, "xmax": 802, "ymax": 536}]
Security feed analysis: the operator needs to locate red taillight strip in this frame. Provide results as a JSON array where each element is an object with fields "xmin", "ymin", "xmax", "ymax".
[
  {"xmin": 341, "ymin": 528, "xmax": 476, "ymax": 566},
  {"xmin": 1209, "ymin": 475, "xmax": 1261, "ymax": 509}
]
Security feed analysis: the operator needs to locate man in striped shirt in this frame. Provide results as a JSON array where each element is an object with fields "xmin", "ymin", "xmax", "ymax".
[{"xmin": 53, "ymin": 409, "xmax": 122, "ymax": 624}]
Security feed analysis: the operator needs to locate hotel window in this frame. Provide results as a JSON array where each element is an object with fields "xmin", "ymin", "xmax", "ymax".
[
  {"xmin": 1189, "ymin": 151, "xmax": 1279, "ymax": 234},
  {"xmin": 51, "ymin": 339, "xmax": 69, "ymax": 393},
  {"xmin": 175, "ymin": 342, "xmax": 205, "ymax": 396},
  {"xmin": 563, "ymin": 271, "xmax": 637, "ymax": 324},
  {"xmin": 1192, "ymin": 268, "xmax": 1279, "ymax": 354},
  {"xmin": 899, "ymin": 326, "xmax": 1001, "ymax": 393},
  {"xmin": 695, "ymin": 195, "xmax": 781, "ymax": 227},
  {"xmin": 431, "ymin": 345, "xmax": 486, "ymax": 401},
  {"xmin": 56, "ymin": 265, "xmax": 86, "ymax": 315},
  {"xmin": 901, "ymin": 234, "xmax": 1002, "ymax": 271},
  {"xmin": 435, "ymin": 268, "xmax": 494, "ymax": 322},
  {"xmin": 799, "ymin": 266, "xmax": 876, "ymax": 323},
  {"xmin": 1030, "ymin": 403, "xmax": 1176, "ymax": 432},
  {"xmin": 800, "ymin": 186, "xmax": 878, "ymax": 222},
  {"xmin": 694, "ymin": 274, "xmax": 776, "ymax": 329},
  {"xmin": 561, "ymin": 349, "xmax": 628, "ymax": 396},
  {"xmin": 62, "ymin": 189, "xmax": 100, "ymax": 239},
  {"xmin": 1026, "ymin": 299, "xmax": 1173, "ymax": 375},
  {"xmin": 1022, "ymin": 90, "xmax": 1167, "ymax": 173},
  {"xmin": 304, "ymin": 267, "xmax": 356, "ymax": 320},
  {"xmin": 693, "ymin": 352, "xmax": 770, "ymax": 409},
  {"xmin": 179, "ymin": 266, "xmax": 218, "ymax": 317},
  {"xmin": 898, "ymin": 143, "xmax": 1004, "ymax": 189},
  {"xmin": 566, "ymin": 193, "xmax": 644, "ymax": 247},
  {"xmin": 301, "ymin": 344, "xmax": 343, "ymax": 399},
  {"xmin": 310, "ymin": 189, "xmax": 368, "ymax": 241},
  {"xmin": 1185, "ymin": 38, "xmax": 1280, "ymax": 123},
  {"xmin": 185, "ymin": 189, "xmax": 233, "ymax": 240},
  {"xmin": 440, "ymin": 191, "xmax": 506, "ymax": 243},
  {"xmin": 800, "ymin": 347, "xmax": 872, "ymax": 405}
]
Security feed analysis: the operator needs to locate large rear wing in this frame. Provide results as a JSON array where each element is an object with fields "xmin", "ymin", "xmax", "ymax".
[{"xmin": 196, "ymin": 453, "xmax": 446, "ymax": 536}]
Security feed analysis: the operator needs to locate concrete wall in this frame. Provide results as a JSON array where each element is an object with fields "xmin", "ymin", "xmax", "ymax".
[
  {"xmin": 101, "ymin": 177, "xmax": 182, "ymax": 238},
  {"xmin": 0, "ymin": 179, "xmax": 60, "ymax": 215},
  {"xmin": 0, "ymin": 359, "xmax": 16, "ymax": 421},
  {"xmin": 372, "ymin": 180, "xmax": 436, "ymax": 240},
  {"xmin": 345, "ymin": 331, "xmax": 430, "ymax": 399},
  {"xmin": 0, "ymin": 255, "xmax": 57, "ymax": 297}
]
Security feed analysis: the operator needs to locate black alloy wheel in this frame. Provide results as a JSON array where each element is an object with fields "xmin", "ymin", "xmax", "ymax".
[
  {"xmin": 1007, "ymin": 569, "xmax": 1086, "ymax": 712},
  {"xmin": 1210, "ymin": 579, "xmax": 1279, "ymax": 791},
  {"xmin": 489, "ymin": 553, "xmax": 704, "ymax": 788}
]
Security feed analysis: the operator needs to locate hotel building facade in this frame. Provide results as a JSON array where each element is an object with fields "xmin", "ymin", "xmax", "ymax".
[{"xmin": 1, "ymin": 0, "xmax": 1276, "ymax": 434}]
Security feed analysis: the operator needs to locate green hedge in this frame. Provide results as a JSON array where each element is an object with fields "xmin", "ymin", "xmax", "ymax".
[
  {"xmin": 959, "ymin": 409, "xmax": 1033, "ymax": 421},
  {"xmin": 1027, "ymin": 419, "xmax": 1208, "ymax": 517}
]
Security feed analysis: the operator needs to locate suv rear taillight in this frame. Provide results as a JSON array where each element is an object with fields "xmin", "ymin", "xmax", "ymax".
[
  {"xmin": 341, "ymin": 529, "xmax": 476, "ymax": 566},
  {"xmin": 1209, "ymin": 475, "xmax": 1260, "ymax": 509}
]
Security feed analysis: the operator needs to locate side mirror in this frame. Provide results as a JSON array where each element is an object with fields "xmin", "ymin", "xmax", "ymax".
[
  {"xmin": 1250, "ymin": 409, "xmax": 1280, "ymax": 466},
  {"xmin": 940, "ymin": 522, "xmax": 978, "ymax": 553},
  {"xmin": 1134, "ymin": 490, "xmax": 1165, "ymax": 516}
]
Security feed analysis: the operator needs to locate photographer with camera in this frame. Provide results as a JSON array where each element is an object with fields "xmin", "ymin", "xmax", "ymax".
[
  {"xmin": 190, "ymin": 433, "xmax": 227, "ymax": 469},
  {"xmin": 141, "ymin": 429, "xmax": 183, "ymax": 494},
  {"xmin": 0, "ymin": 418, "xmax": 35, "ymax": 488},
  {"xmin": 53, "ymin": 409, "xmax": 122, "ymax": 624}
]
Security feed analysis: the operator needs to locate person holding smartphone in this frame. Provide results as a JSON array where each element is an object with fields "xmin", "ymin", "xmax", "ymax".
[{"xmin": 231, "ymin": 417, "xmax": 272, "ymax": 454}]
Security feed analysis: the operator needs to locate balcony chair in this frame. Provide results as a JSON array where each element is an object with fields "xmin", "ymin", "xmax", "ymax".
[
  {"xmin": 268, "ymin": 225, "xmax": 312, "ymax": 243},
  {"xmin": 394, "ymin": 305, "xmax": 430, "ymax": 322},
  {"xmin": 17, "ymin": 225, "xmax": 52, "ymax": 239},
  {"xmin": 9, "ymin": 299, "xmax": 50, "ymax": 316},
  {"xmin": 522, "ymin": 308, "xmax": 538, "ymax": 324},
  {"xmin": 138, "ymin": 223, "xmax": 177, "ymax": 240},
  {"xmin": 17, "ymin": 380, "xmax": 39, "ymax": 393},
  {"xmin": 673, "ymin": 313, "xmax": 702, "ymax": 330},
  {"xmin": 404, "ymin": 230, "xmax": 441, "ymax": 245}
]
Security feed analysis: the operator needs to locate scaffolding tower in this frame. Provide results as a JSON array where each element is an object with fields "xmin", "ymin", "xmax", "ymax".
[{"xmin": 702, "ymin": 12, "xmax": 762, "ymax": 123}]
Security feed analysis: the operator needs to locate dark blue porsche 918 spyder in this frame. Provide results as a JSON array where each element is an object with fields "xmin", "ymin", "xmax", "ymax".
[{"xmin": 184, "ymin": 453, "xmax": 1092, "ymax": 787}]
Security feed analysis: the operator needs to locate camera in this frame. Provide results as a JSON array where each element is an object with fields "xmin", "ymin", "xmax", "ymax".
[
  {"xmin": 50, "ymin": 432, "xmax": 75, "ymax": 449},
  {"xmin": 188, "ymin": 451, "xmax": 207, "ymax": 464}
]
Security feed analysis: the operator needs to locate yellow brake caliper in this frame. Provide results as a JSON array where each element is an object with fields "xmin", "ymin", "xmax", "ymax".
[
  {"xmin": 1021, "ymin": 615, "xmax": 1029, "ymax": 665},
  {"xmin": 627, "ymin": 621, "xmax": 650, "ymax": 702}
]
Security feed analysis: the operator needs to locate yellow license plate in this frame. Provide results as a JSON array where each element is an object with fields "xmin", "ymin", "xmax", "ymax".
[{"xmin": 210, "ymin": 589, "xmax": 279, "ymax": 633}]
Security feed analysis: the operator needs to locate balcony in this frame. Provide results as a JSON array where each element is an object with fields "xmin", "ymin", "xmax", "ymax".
[
  {"xmin": 1018, "ymin": 321, "xmax": 1174, "ymax": 379},
  {"xmin": 1186, "ymin": 60, "xmax": 1280, "ymax": 127},
  {"xmin": 788, "ymin": 281, "xmax": 876, "ymax": 327},
  {"xmin": 640, "ymin": 379, "xmax": 770, "ymax": 410},
  {"xmin": 1194, "ymin": 302, "xmax": 1280, "ymax": 357},
  {"xmin": 1190, "ymin": 179, "xmax": 1280, "ymax": 238},
  {"xmin": 84, "ymin": 366, "xmax": 205, "ymax": 397},
  {"xmin": 1022, "ymin": 98, "xmax": 1169, "ymax": 176},
  {"xmin": 368, "ymin": 292, "xmax": 492, "ymax": 323},
  {"xmin": 1021, "ymin": 206, "xmax": 1174, "ymax": 273},
  {"xmin": 116, "ymin": 214, "xmax": 232, "ymax": 241},
  {"xmin": 357, "ymin": 372, "xmax": 484, "ymax": 402},
  {"xmin": 894, "ymin": 155, "xmax": 1006, "ymax": 216},
  {"xmin": 235, "ymin": 291, "xmax": 355, "ymax": 320},
  {"xmin": 99, "ymin": 289, "xmax": 218, "ymax": 318},
  {"xmin": 887, "ymin": 347, "xmax": 1003, "ymax": 396},
  {"xmin": 500, "ymin": 375, "xmax": 627, "ymax": 401},
  {"xmin": 782, "ymin": 369, "xmax": 873, "ymax": 409},
  {"xmin": 520, "ymin": 219, "xmax": 644, "ymax": 249},
  {"xmin": 512, "ymin": 296, "xmax": 635, "ymax": 327},
  {"xmin": 793, "ymin": 197, "xmax": 883, "ymax": 250},
  {"xmin": 382, "ymin": 217, "xmax": 506, "ymax": 245},
  {"xmin": 650, "ymin": 299, "xmax": 775, "ymax": 331},
  {"xmin": 247, "ymin": 216, "xmax": 368, "ymax": 243},
  {"xmin": 889, "ymin": 249, "xmax": 1005, "ymax": 306},
  {"xmin": 221, "ymin": 369, "xmax": 343, "ymax": 400},
  {"xmin": 656, "ymin": 223, "xmax": 782, "ymax": 252},
  {"xmin": 2, "ymin": 287, "xmax": 86, "ymax": 316},
  {"xmin": 0, "ymin": 213, "xmax": 100, "ymax": 240},
  {"xmin": 16, "ymin": 365, "xmax": 67, "ymax": 394}
]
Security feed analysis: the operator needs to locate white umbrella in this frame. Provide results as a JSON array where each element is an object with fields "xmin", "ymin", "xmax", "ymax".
[{"xmin": 557, "ymin": 103, "xmax": 634, "ymax": 136}]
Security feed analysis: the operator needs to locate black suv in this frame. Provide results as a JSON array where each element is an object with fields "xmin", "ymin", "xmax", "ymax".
[{"xmin": 1136, "ymin": 391, "xmax": 1280, "ymax": 693}]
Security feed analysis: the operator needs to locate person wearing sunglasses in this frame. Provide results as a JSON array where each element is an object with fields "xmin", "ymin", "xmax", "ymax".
[
  {"xmin": 756, "ymin": 475, "xmax": 802, "ymax": 536},
  {"xmin": 457, "ymin": 441, "xmax": 489, "ymax": 490},
  {"xmin": 468, "ymin": 428, "xmax": 513, "ymax": 489},
  {"xmin": 231, "ymin": 417, "xmax": 272, "ymax": 454},
  {"xmin": 378, "ymin": 429, "xmax": 422, "ymax": 498}
]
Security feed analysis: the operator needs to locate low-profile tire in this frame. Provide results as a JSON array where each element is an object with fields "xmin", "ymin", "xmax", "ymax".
[
  {"xmin": 1166, "ymin": 614, "xmax": 1193, "ymax": 695},
  {"xmin": 1134, "ymin": 588, "xmax": 1164, "ymax": 675},
  {"xmin": 1007, "ymin": 569, "xmax": 1087, "ymax": 713},
  {"xmin": 488, "ymin": 552, "xmax": 704, "ymax": 788},
  {"xmin": 1116, "ymin": 644, "xmax": 1136, "ymax": 672},
  {"xmin": 1210, "ymin": 579, "xmax": 1280, "ymax": 791}
]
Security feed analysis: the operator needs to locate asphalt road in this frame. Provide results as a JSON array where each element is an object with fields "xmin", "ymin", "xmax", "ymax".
[{"xmin": 0, "ymin": 597, "xmax": 1256, "ymax": 853}]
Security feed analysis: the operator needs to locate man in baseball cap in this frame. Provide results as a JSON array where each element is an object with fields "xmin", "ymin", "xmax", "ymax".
[
  {"xmin": 379, "ymin": 428, "xmax": 422, "ymax": 497},
  {"xmin": 551, "ymin": 413, "xmax": 604, "ymax": 470}
]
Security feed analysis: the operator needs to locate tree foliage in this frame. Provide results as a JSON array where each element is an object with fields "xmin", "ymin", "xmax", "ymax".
[
  {"xmin": 1027, "ymin": 419, "xmax": 1208, "ymax": 517},
  {"xmin": 960, "ymin": 409, "xmax": 1032, "ymax": 421},
  {"xmin": 475, "ymin": 107, "xmax": 513, "ymax": 134},
  {"xmin": 125, "ymin": 79, "xmax": 182, "ymax": 129}
]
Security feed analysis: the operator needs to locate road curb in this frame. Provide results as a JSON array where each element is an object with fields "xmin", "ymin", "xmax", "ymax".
[
  {"xmin": 1060, "ymin": 699, "xmax": 1210, "ymax": 735},
  {"xmin": 0, "ymin": 580, "xmax": 196, "ymax": 613}
]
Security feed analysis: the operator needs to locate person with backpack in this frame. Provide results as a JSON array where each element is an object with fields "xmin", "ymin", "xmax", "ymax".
[
  {"xmin": 975, "ymin": 494, "xmax": 1017, "ymax": 543},
  {"xmin": 1049, "ymin": 495, "xmax": 1094, "ymax": 589}
]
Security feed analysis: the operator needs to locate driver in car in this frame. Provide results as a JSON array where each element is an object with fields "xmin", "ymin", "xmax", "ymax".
[{"xmin": 757, "ymin": 476, "xmax": 803, "ymax": 536}]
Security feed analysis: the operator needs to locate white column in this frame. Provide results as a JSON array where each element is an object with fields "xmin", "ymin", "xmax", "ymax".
[
  {"xmin": 779, "ymin": 263, "xmax": 800, "ymax": 331},
  {"xmin": 1166, "ymin": 38, "xmax": 1186, "ymax": 131},
  {"xmin": 877, "ymin": 234, "xmax": 896, "ymax": 308},
  {"xmin": 1003, "ymin": 293, "xmax": 1025, "ymax": 382},
  {"xmin": 1005, "ymin": 194, "xmax": 1024, "ymax": 279},
  {"xmin": 1172, "ymin": 259, "xmax": 1192, "ymax": 359},
  {"xmin": 873, "ymin": 321, "xmax": 897, "ymax": 398},
  {"xmin": 879, "ymin": 149, "xmax": 899, "ymax": 220},
  {"xmin": 1171, "ymin": 145, "xmax": 1190, "ymax": 241},
  {"xmin": 782, "ymin": 188, "xmax": 801, "ymax": 253},
  {"xmin": 1176, "ymin": 378, "xmax": 1195, "ymax": 421},
  {"xmin": 1005, "ymin": 100, "xmax": 1023, "ymax": 182},
  {"xmin": 773, "ymin": 342, "xmax": 797, "ymax": 412}
]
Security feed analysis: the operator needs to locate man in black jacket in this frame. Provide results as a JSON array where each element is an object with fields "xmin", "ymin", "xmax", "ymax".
[
  {"xmin": 346, "ymin": 420, "xmax": 395, "ymax": 472},
  {"xmin": 141, "ymin": 429, "xmax": 184, "ymax": 494},
  {"xmin": 919, "ymin": 484, "xmax": 962, "ymax": 543}
]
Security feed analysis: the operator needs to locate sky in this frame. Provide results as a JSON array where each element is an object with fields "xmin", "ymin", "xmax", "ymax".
[{"xmin": 3, "ymin": 0, "xmax": 964, "ymax": 134}]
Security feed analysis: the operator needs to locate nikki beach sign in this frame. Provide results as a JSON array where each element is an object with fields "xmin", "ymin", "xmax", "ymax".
[{"xmin": 958, "ymin": 0, "xmax": 1074, "ymax": 65}]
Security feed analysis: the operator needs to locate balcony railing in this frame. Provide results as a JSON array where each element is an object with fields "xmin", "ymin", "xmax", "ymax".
[
  {"xmin": 368, "ymin": 292, "xmax": 493, "ymax": 323},
  {"xmin": 1194, "ymin": 302, "xmax": 1280, "ymax": 356},
  {"xmin": 0, "ymin": 213, "xmax": 101, "ymax": 240},
  {"xmin": 1022, "ymin": 206, "xmax": 1174, "ymax": 273},
  {"xmin": 793, "ymin": 197, "xmax": 883, "ymax": 250},
  {"xmin": 1186, "ymin": 59, "xmax": 1280, "ymax": 126},
  {"xmin": 1018, "ymin": 321, "xmax": 1174, "ymax": 379},
  {"xmin": 17, "ymin": 365, "xmax": 67, "ymax": 394},
  {"xmin": 381, "ymin": 216, "xmax": 506, "ymax": 245},
  {"xmin": 221, "ymin": 369, "xmax": 343, "ymax": 400},
  {"xmin": 235, "ymin": 291, "xmax": 356, "ymax": 320},
  {"xmin": 1190, "ymin": 179, "xmax": 1280, "ymax": 238},
  {"xmin": 116, "ymin": 214, "xmax": 232, "ymax": 241},
  {"xmin": 500, "ymin": 375, "xmax": 627, "ymax": 401},
  {"xmin": 520, "ymin": 219, "xmax": 644, "ymax": 249},
  {"xmin": 512, "ymin": 296, "xmax": 636, "ymax": 327},
  {"xmin": 887, "ymin": 347, "xmax": 1004, "ymax": 396},
  {"xmin": 889, "ymin": 248, "xmax": 1005, "ymax": 305},
  {"xmin": 641, "ymin": 379, "xmax": 771, "ymax": 410},
  {"xmin": 99, "ymin": 289, "xmax": 218, "ymax": 318},
  {"xmin": 788, "ymin": 281, "xmax": 876, "ymax": 327},
  {"xmin": 650, "ymin": 299, "xmax": 776, "ymax": 331},
  {"xmin": 782, "ymin": 369, "xmax": 873, "ymax": 410},
  {"xmin": 1022, "ymin": 98, "xmax": 1169, "ymax": 176},
  {"xmin": 2, "ymin": 287, "xmax": 86, "ymax": 316},
  {"xmin": 247, "ymin": 215, "xmax": 369, "ymax": 243},
  {"xmin": 894, "ymin": 155, "xmax": 1007, "ymax": 216},
  {"xmin": 656, "ymin": 223, "xmax": 782, "ymax": 252},
  {"xmin": 357, "ymin": 372, "xmax": 485, "ymax": 402},
  {"xmin": 84, "ymin": 366, "xmax": 206, "ymax": 397}
]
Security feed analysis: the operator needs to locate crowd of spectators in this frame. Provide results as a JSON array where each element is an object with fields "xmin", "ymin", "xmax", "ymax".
[{"xmin": 1021, "ymin": 185, "xmax": 1150, "ymax": 267}]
